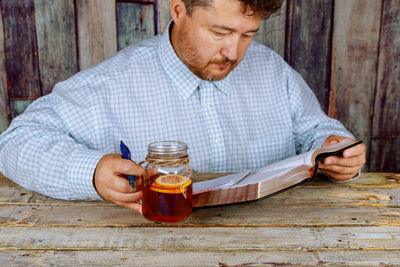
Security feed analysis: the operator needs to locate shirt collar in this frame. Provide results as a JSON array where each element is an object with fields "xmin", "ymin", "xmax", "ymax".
[{"xmin": 158, "ymin": 22, "xmax": 232, "ymax": 100}]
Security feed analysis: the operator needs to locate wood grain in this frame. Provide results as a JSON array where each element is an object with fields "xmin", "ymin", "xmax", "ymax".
[
  {"xmin": 254, "ymin": 0, "xmax": 287, "ymax": 58},
  {"xmin": 1, "ymin": 250, "xmax": 398, "ymax": 266},
  {"xmin": 34, "ymin": 0, "xmax": 78, "ymax": 95},
  {"xmin": 0, "ymin": 7, "xmax": 10, "ymax": 132},
  {"xmin": 76, "ymin": 0, "xmax": 117, "ymax": 70},
  {"xmin": 370, "ymin": 0, "xmax": 400, "ymax": 173},
  {"xmin": 0, "ymin": 172, "xmax": 400, "ymax": 265},
  {"xmin": 1, "ymin": 226, "xmax": 399, "ymax": 252},
  {"xmin": 156, "ymin": 0, "xmax": 171, "ymax": 34},
  {"xmin": 329, "ymin": 0, "xmax": 382, "ymax": 154},
  {"xmin": 286, "ymin": 0, "xmax": 333, "ymax": 112},
  {"xmin": 1, "ymin": 173, "xmax": 400, "ymax": 227},
  {"xmin": 0, "ymin": 0, "xmax": 41, "ymax": 98},
  {"xmin": 117, "ymin": 2, "xmax": 155, "ymax": 50},
  {"xmin": 9, "ymin": 100, "xmax": 34, "ymax": 119}
]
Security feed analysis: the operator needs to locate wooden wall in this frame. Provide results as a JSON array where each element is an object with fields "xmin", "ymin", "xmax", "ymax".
[{"xmin": 0, "ymin": 0, "xmax": 399, "ymax": 172}]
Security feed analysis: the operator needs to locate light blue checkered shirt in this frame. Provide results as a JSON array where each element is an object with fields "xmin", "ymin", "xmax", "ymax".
[{"xmin": 0, "ymin": 27, "xmax": 354, "ymax": 200}]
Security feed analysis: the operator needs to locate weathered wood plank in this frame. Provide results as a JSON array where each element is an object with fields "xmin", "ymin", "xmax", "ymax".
[
  {"xmin": 1, "ymin": 173, "xmax": 399, "ymax": 265},
  {"xmin": 156, "ymin": 0, "xmax": 171, "ymax": 34},
  {"xmin": 286, "ymin": 0, "xmax": 333, "ymax": 112},
  {"xmin": 254, "ymin": 0, "xmax": 286, "ymax": 58},
  {"xmin": 316, "ymin": 250, "xmax": 400, "ymax": 266},
  {"xmin": 1, "ymin": 184, "xmax": 398, "ymax": 208},
  {"xmin": 2, "ymin": 172, "xmax": 399, "ymax": 203},
  {"xmin": 1, "ymin": 173, "xmax": 399, "ymax": 227},
  {"xmin": 34, "ymin": 0, "xmax": 78, "ymax": 95},
  {"xmin": 117, "ymin": 2, "xmax": 155, "ymax": 50},
  {"xmin": 371, "ymin": 140, "xmax": 400, "ymax": 174},
  {"xmin": 76, "ymin": 0, "xmax": 117, "ymax": 70},
  {"xmin": 9, "ymin": 100, "xmax": 34, "ymax": 119},
  {"xmin": 0, "ymin": 6, "xmax": 10, "ymax": 132},
  {"xmin": 2, "ymin": 200, "xmax": 400, "ymax": 227},
  {"xmin": 0, "ymin": 0, "xmax": 41, "ymax": 98},
  {"xmin": 1, "ymin": 226, "xmax": 399, "ymax": 251},
  {"xmin": 2, "ymin": 172, "xmax": 400, "ymax": 206},
  {"xmin": 2, "ymin": 180, "xmax": 400, "ymax": 209},
  {"xmin": 371, "ymin": 0, "xmax": 400, "ymax": 173},
  {"xmin": 329, "ymin": 0, "xmax": 382, "ymax": 155},
  {"xmin": 2, "ymin": 250, "xmax": 399, "ymax": 266}
]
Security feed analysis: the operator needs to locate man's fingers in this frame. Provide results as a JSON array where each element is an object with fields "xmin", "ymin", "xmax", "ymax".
[
  {"xmin": 319, "ymin": 163, "xmax": 361, "ymax": 176},
  {"xmin": 320, "ymin": 169, "xmax": 356, "ymax": 181},
  {"xmin": 107, "ymin": 189, "xmax": 143, "ymax": 203},
  {"xmin": 109, "ymin": 175, "xmax": 137, "ymax": 193},
  {"xmin": 94, "ymin": 154, "xmax": 144, "ymax": 214},
  {"xmin": 322, "ymin": 135, "xmax": 348, "ymax": 147},
  {"xmin": 328, "ymin": 139, "xmax": 339, "ymax": 146},
  {"xmin": 341, "ymin": 142, "xmax": 366, "ymax": 157},
  {"xmin": 115, "ymin": 201, "xmax": 143, "ymax": 214},
  {"xmin": 113, "ymin": 157, "xmax": 144, "ymax": 177},
  {"xmin": 322, "ymin": 155, "xmax": 365, "ymax": 168},
  {"xmin": 320, "ymin": 136, "xmax": 366, "ymax": 181},
  {"xmin": 99, "ymin": 177, "xmax": 143, "ymax": 203}
]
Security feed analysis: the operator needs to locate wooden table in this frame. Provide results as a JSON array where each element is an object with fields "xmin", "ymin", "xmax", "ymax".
[{"xmin": 1, "ymin": 172, "xmax": 400, "ymax": 266}]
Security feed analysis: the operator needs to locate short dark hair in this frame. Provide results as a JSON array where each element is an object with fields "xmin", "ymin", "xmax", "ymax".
[{"xmin": 182, "ymin": 0, "xmax": 284, "ymax": 19}]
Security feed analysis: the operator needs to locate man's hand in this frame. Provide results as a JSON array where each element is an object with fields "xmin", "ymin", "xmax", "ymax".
[
  {"xmin": 94, "ymin": 153, "xmax": 144, "ymax": 213},
  {"xmin": 319, "ymin": 135, "xmax": 366, "ymax": 181}
]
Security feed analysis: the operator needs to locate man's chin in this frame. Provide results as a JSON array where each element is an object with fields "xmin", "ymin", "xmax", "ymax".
[
  {"xmin": 203, "ymin": 68, "xmax": 233, "ymax": 81},
  {"xmin": 190, "ymin": 65, "xmax": 233, "ymax": 81},
  {"xmin": 206, "ymin": 74, "xmax": 228, "ymax": 81}
]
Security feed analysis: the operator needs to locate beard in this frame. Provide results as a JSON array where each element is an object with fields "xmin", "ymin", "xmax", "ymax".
[{"xmin": 176, "ymin": 26, "xmax": 238, "ymax": 81}]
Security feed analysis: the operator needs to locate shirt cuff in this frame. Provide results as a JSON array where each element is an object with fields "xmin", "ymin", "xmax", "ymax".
[
  {"xmin": 67, "ymin": 147, "xmax": 107, "ymax": 200},
  {"xmin": 326, "ymin": 171, "xmax": 361, "ymax": 183}
]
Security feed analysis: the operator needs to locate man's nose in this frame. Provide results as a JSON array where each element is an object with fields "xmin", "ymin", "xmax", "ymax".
[{"xmin": 220, "ymin": 36, "xmax": 239, "ymax": 61}]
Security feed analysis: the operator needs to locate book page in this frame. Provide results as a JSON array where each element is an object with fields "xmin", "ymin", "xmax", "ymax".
[
  {"xmin": 252, "ymin": 151, "xmax": 314, "ymax": 175},
  {"xmin": 233, "ymin": 167, "xmax": 294, "ymax": 187},
  {"xmin": 193, "ymin": 152, "xmax": 314, "ymax": 194},
  {"xmin": 193, "ymin": 170, "xmax": 251, "ymax": 194},
  {"xmin": 193, "ymin": 139, "xmax": 360, "ymax": 195}
]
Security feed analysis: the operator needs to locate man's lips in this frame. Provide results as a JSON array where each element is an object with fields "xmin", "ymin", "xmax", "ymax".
[{"xmin": 216, "ymin": 62, "xmax": 230, "ymax": 69}]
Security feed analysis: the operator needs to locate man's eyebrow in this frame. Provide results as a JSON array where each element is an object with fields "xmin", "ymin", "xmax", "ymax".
[{"xmin": 211, "ymin": 25, "xmax": 260, "ymax": 33}]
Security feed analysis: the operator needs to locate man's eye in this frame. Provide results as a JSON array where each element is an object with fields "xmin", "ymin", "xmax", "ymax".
[
  {"xmin": 242, "ymin": 34, "xmax": 255, "ymax": 39},
  {"xmin": 212, "ymin": 31, "xmax": 226, "ymax": 37}
]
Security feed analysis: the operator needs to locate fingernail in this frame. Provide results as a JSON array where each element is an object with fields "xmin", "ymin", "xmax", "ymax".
[{"xmin": 326, "ymin": 158, "xmax": 332, "ymax": 164}]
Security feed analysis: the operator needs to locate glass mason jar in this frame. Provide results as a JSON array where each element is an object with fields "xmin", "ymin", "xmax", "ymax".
[{"xmin": 141, "ymin": 141, "xmax": 192, "ymax": 223}]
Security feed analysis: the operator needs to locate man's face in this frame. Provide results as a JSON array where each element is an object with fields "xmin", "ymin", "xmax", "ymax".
[{"xmin": 171, "ymin": 0, "xmax": 262, "ymax": 81}]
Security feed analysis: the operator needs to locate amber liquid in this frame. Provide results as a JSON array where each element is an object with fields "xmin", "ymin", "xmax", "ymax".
[{"xmin": 142, "ymin": 175, "xmax": 193, "ymax": 223}]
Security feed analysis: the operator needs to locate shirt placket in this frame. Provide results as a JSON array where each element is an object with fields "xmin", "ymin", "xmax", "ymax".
[{"xmin": 199, "ymin": 81, "xmax": 227, "ymax": 171}]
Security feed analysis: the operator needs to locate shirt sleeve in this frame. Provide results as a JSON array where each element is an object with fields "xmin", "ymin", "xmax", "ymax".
[
  {"xmin": 0, "ymin": 81, "xmax": 106, "ymax": 201},
  {"xmin": 285, "ymin": 65, "xmax": 356, "ymax": 154}
]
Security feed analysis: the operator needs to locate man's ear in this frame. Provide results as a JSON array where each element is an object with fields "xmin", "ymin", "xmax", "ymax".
[{"xmin": 170, "ymin": 0, "xmax": 186, "ymax": 23}]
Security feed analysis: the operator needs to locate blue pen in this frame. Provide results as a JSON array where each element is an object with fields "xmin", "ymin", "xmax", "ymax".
[{"xmin": 120, "ymin": 140, "xmax": 136, "ymax": 190}]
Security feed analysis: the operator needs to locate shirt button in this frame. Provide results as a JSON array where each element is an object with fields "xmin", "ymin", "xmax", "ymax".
[
  {"xmin": 214, "ymin": 139, "xmax": 220, "ymax": 144},
  {"xmin": 206, "ymin": 102, "xmax": 211, "ymax": 108}
]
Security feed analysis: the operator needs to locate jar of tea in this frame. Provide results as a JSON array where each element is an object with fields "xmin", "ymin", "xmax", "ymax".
[{"xmin": 141, "ymin": 141, "xmax": 192, "ymax": 223}]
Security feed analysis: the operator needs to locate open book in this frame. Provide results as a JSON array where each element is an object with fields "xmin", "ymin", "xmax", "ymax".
[{"xmin": 192, "ymin": 139, "xmax": 362, "ymax": 207}]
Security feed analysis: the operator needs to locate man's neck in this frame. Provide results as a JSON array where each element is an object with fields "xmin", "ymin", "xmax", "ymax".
[{"xmin": 169, "ymin": 22, "xmax": 179, "ymax": 62}]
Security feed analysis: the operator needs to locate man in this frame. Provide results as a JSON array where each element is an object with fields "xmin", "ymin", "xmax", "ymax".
[{"xmin": 0, "ymin": 0, "xmax": 366, "ymax": 213}]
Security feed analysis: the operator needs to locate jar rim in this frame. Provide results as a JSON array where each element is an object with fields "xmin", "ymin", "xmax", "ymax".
[{"xmin": 148, "ymin": 141, "xmax": 188, "ymax": 154}]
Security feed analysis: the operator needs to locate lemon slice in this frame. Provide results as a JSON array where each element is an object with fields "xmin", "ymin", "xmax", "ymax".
[{"xmin": 154, "ymin": 174, "xmax": 191, "ymax": 188}]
